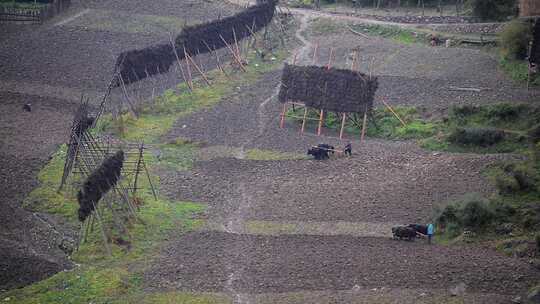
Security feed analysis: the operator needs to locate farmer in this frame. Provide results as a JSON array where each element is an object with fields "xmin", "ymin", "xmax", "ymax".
[{"xmin": 427, "ymin": 223, "xmax": 434, "ymax": 244}]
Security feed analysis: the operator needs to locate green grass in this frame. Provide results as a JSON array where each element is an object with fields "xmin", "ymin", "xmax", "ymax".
[
  {"xmin": 288, "ymin": 103, "xmax": 539, "ymax": 154},
  {"xmin": 499, "ymin": 57, "xmax": 540, "ymax": 87},
  {"xmin": 349, "ymin": 24, "xmax": 429, "ymax": 45},
  {"xmin": 0, "ymin": 0, "xmax": 46, "ymax": 10}
]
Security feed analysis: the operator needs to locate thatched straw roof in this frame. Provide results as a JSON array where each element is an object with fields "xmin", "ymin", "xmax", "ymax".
[{"xmin": 278, "ymin": 64, "xmax": 378, "ymax": 113}]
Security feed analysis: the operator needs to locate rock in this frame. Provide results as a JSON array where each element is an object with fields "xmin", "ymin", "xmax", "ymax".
[{"xmin": 449, "ymin": 282, "xmax": 466, "ymax": 296}]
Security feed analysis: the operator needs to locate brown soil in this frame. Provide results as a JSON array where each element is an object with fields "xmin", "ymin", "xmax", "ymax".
[
  {"xmin": 0, "ymin": 92, "xmax": 80, "ymax": 290},
  {"xmin": 146, "ymin": 14, "xmax": 539, "ymax": 302}
]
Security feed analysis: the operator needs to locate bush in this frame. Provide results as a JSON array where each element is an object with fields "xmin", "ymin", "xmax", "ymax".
[
  {"xmin": 460, "ymin": 200, "xmax": 494, "ymax": 229},
  {"xmin": 499, "ymin": 20, "xmax": 533, "ymax": 60},
  {"xmin": 448, "ymin": 127, "xmax": 505, "ymax": 147},
  {"xmin": 435, "ymin": 195, "xmax": 494, "ymax": 231},
  {"xmin": 468, "ymin": 0, "xmax": 517, "ymax": 21}
]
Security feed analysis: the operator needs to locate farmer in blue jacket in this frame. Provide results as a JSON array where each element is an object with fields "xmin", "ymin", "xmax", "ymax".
[{"xmin": 427, "ymin": 223, "xmax": 434, "ymax": 244}]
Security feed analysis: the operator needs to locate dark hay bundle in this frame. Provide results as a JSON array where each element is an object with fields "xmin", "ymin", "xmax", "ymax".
[
  {"xmin": 530, "ymin": 19, "xmax": 540, "ymax": 65},
  {"xmin": 114, "ymin": 43, "xmax": 176, "ymax": 86},
  {"xmin": 278, "ymin": 64, "xmax": 378, "ymax": 113},
  {"xmin": 175, "ymin": 0, "xmax": 277, "ymax": 56},
  {"xmin": 77, "ymin": 151, "xmax": 125, "ymax": 222},
  {"xmin": 114, "ymin": 0, "xmax": 276, "ymax": 86}
]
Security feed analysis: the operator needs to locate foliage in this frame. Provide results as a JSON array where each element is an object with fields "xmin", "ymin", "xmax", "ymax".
[
  {"xmin": 447, "ymin": 127, "xmax": 506, "ymax": 147},
  {"xmin": 467, "ymin": 0, "xmax": 517, "ymax": 21},
  {"xmin": 499, "ymin": 57, "xmax": 540, "ymax": 87},
  {"xmin": 499, "ymin": 20, "xmax": 533, "ymax": 60},
  {"xmin": 435, "ymin": 194, "xmax": 495, "ymax": 232}
]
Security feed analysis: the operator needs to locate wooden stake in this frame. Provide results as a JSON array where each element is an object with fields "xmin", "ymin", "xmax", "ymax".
[
  {"xmin": 327, "ymin": 48, "xmax": 334, "ymax": 70},
  {"xmin": 301, "ymin": 107, "xmax": 308, "ymax": 134},
  {"xmin": 381, "ymin": 98, "xmax": 406, "ymax": 127},
  {"xmin": 280, "ymin": 103, "xmax": 288, "ymax": 128},
  {"xmin": 339, "ymin": 113, "xmax": 347, "ymax": 139},
  {"xmin": 361, "ymin": 110, "xmax": 368, "ymax": 142},
  {"xmin": 351, "ymin": 50, "xmax": 358, "ymax": 71},
  {"xmin": 183, "ymin": 46, "xmax": 194, "ymax": 89},
  {"xmin": 219, "ymin": 34, "xmax": 246, "ymax": 72},
  {"xmin": 317, "ymin": 109, "xmax": 324, "ymax": 136},
  {"xmin": 312, "ymin": 41, "xmax": 319, "ymax": 65},
  {"xmin": 185, "ymin": 51, "xmax": 211, "ymax": 86},
  {"xmin": 292, "ymin": 51, "xmax": 298, "ymax": 65},
  {"xmin": 171, "ymin": 42, "xmax": 191, "ymax": 91},
  {"xmin": 232, "ymin": 27, "xmax": 241, "ymax": 60}
]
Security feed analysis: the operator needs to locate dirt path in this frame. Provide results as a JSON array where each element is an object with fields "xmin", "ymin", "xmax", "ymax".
[{"xmin": 147, "ymin": 7, "xmax": 539, "ymax": 304}]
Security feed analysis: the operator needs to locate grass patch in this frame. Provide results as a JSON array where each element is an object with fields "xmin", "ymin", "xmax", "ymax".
[
  {"xmin": 245, "ymin": 149, "xmax": 306, "ymax": 161},
  {"xmin": 499, "ymin": 57, "xmax": 540, "ymax": 87},
  {"xmin": 0, "ymin": 0, "xmax": 46, "ymax": 10},
  {"xmin": 288, "ymin": 103, "xmax": 539, "ymax": 154},
  {"xmin": 21, "ymin": 145, "xmax": 78, "ymax": 222},
  {"xmin": 350, "ymin": 24, "xmax": 429, "ymax": 45},
  {"xmin": 308, "ymin": 17, "xmax": 343, "ymax": 35}
]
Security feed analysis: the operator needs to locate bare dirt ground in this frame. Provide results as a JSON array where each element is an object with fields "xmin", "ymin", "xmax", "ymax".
[
  {"xmin": 0, "ymin": 92, "xmax": 79, "ymax": 289},
  {"xmin": 145, "ymin": 10, "xmax": 540, "ymax": 304},
  {"xmin": 2, "ymin": 0, "xmax": 539, "ymax": 300},
  {"xmin": 0, "ymin": 0, "xmax": 239, "ymax": 290}
]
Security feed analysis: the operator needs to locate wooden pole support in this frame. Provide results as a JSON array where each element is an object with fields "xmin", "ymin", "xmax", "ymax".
[
  {"xmin": 381, "ymin": 98, "xmax": 406, "ymax": 127},
  {"xmin": 339, "ymin": 113, "xmax": 346, "ymax": 140},
  {"xmin": 183, "ymin": 46, "xmax": 193, "ymax": 89},
  {"xmin": 219, "ymin": 35, "xmax": 247, "ymax": 72},
  {"xmin": 280, "ymin": 103, "xmax": 288, "ymax": 128},
  {"xmin": 312, "ymin": 41, "xmax": 319, "ymax": 65},
  {"xmin": 327, "ymin": 48, "xmax": 334, "ymax": 70},
  {"xmin": 301, "ymin": 107, "xmax": 308, "ymax": 134},
  {"xmin": 317, "ymin": 109, "xmax": 324, "ymax": 136},
  {"xmin": 351, "ymin": 50, "xmax": 358, "ymax": 71},
  {"xmin": 185, "ymin": 52, "xmax": 211, "ymax": 86},
  {"xmin": 361, "ymin": 111, "xmax": 368, "ymax": 142}
]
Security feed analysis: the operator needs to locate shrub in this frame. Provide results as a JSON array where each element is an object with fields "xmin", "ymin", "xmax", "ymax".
[
  {"xmin": 448, "ymin": 127, "xmax": 505, "ymax": 147},
  {"xmin": 499, "ymin": 20, "xmax": 533, "ymax": 60},
  {"xmin": 451, "ymin": 104, "xmax": 479, "ymax": 118},
  {"xmin": 468, "ymin": 0, "xmax": 518, "ymax": 21},
  {"xmin": 436, "ymin": 195, "xmax": 495, "ymax": 232},
  {"xmin": 495, "ymin": 173, "xmax": 521, "ymax": 194},
  {"xmin": 486, "ymin": 103, "xmax": 525, "ymax": 122},
  {"xmin": 460, "ymin": 200, "xmax": 494, "ymax": 229}
]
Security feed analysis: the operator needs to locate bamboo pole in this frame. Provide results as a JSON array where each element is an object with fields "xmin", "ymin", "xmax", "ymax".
[
  {"xmin": 351, "ymin": 50, "xmax": 358, "ymax": 71},
  {"xmin": 219, "ymin": 34, "xmax": 246, "ymax": 72},
  {"xmin": 327, "ymin": 48, "xmax": 334, "ymax": 70},
  {"xmin": 381, "ymin": 98, "xmax": 406, "ymax": 127},
  {"xmin": 168, "ymin": 34, "xmax": 191, "ymax": 91},
  {"xmin": 280, "ymin": 103, "xmax": 288, "ymax": 128},
  {"xmin": 339, "ymin": 113, "xmax": 347, "ymax": 139},
  {"xmin": 301, "ymin": 107, "xmax": 308, "ymax": 134},
  {"xmin": 317, "ymin": 109, "xmax": 324, "ymax": 136},
  {"xmin": 185, "ymin": 51, "xmax": 211, "ymax": 86},
  {"xmin": 183, "ymin": 46, "xmax": 194, "ymax": 89},
  {"xmin": 361, "ymin": 110, "xmax": 368, "ymax": 142},
  {"xmin": 312, "ymin": 41, "xmax": 319, "ymax": 64}
]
